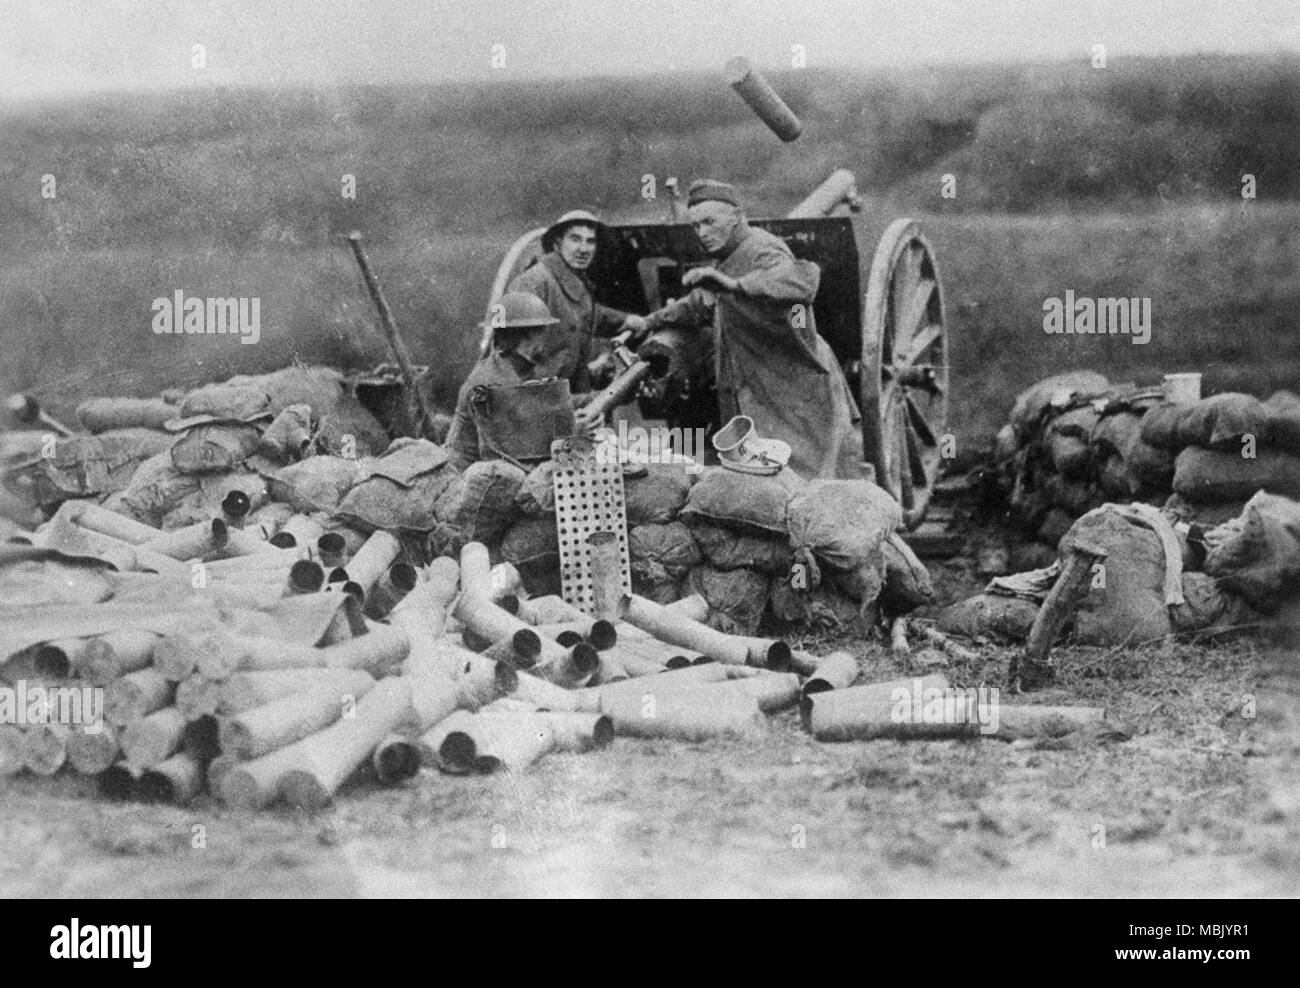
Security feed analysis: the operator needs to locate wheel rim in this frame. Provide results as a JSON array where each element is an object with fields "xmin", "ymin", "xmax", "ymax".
[
  {"xmin": 481, "ymin": 227, "xmax": 547, "ymax": 356},
  {"xmin": 861, "ymin": 219, "xmax": 948, "ymax": 529}
]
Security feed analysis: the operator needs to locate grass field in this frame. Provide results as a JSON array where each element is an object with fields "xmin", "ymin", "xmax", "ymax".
[
  {"xmin": 3, "ymin": 56, "xmax": 1298, "ymax": 442},
  {"xmin": 3, "ymin": 202, "xmax": 1297, "ymax": 447}
]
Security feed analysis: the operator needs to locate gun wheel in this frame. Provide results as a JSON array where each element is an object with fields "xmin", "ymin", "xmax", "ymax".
[{"xmin": 861, "ymin": 219, "xmax": 949, "ymax": 530}]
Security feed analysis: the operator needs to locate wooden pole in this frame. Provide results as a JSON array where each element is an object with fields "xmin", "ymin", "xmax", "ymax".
[{"xmin": 1014, "ymin": 539, "xmax": 1107, "ymax": 688}]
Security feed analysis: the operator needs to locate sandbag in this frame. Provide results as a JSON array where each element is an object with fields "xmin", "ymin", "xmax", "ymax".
[
  {"xmin": 499, "ymin": 515, "xmax": 560, "ymax": 570},
  {"xmin": 335, "ymin": 439, "xmax": 460, "ymax": 533},
  {"xmin": 229, "ymin": 366, "xmax": 389, "ymax": 457},
  {"xmin": 158, "ymin": 470, "xmax": 270, "ymax": 530},
  {"xmin": 1161, "ymin": 492, "xmax": 1249, "ymax": 527},
  {"xmin": 628, "ymin": 522, "xmax": 700, "ymax": 584},
  {"xmin": 1204, "ymin": 491, "xmax": 1300, "ymax": 611},
  {"xmin": 769, "ymin": 577, "xmax": 873, "ymax": 634},
  {"xmin": 680, "ymin": 466, "xmax": 805, "ymax": 537},
  {"xmin": 877, "ymin": 532, "xmax": 934, "ymax": 612},
  {"xmin": 624, "ymin": 461, "xmax": 694, "ymax": 526},
  {"xmin": 785, "ymin": 479, "xmax": 901, "ymax": 584},
  {"xmin": 514, "ymin": 461, "xmax": 555, "ymax": 516},
  {"xmin": 36, "ymin": 429, "xmax": 172, "ymax": 502},
  {"xmin": 170, "ymin": 423, "xmax": 261, "ymax": 473},
  {"xmin": 180, "ymin": 383, "xmax": 270, "ymax": 421},
  {"xmin": 266, "ymin": 456, "xmax": 365, "ymax": 513},
  {"xmin": 1037, "ymin": 508, "xmax": 1075, "ymax": 547},
  {"xmin": 442, "ymin": 459, "xmax": 527, "ymax": 545},
  {"xmin": 1091, "ymin": 411, "xmax": 1142, "ymax": 456},
  {"xmin": 1173, "ymin": 447, "xmax": 1300, "ymax": 502},
  {"xmin": 631, "ymin": 575, "xmax": 683, "ymax": 606},
  {"xmin": 258, "ymin": 404, "xmax": 314, "ymax": 461},
  {"xmin": 1042, "ymin": 474, "xmax": 1095, "ymax": 515},
  {"xmin": 1171, "ymin": 572, "xmax": 1257, "ymax": 636},
  {"xmin": 103, "ymin": 451, "xmax": 201, "ymax": 525},
  {"xmin": 1265, "ymin": 390, "xmax": 1300, "ymax": 454},
  {"xmin": 1098, "ymin": 453, "xmax": 1132, "ymax": 498},
  {"xmin": 1124, "ymin": 439, "xmax": 1176, "ymax": 492},
  {"xmin": 1009, "ymin": 371, "xmax": 1108, "ymax": 441},
  {"xmin": 1048, "ymin": 433, "xmax": 1091, "ymax": 479},
  {"xmin": 1048, "ymin": 405, "xmax": 1099, "ymax": 440},
  {"xmin": 937, "ymin": 594, "xmax": 1039, "ymax": 641},
  {"xmin": 826, "ymin": 559, "xmax": 885, "ymax": 604},
  {"xmin": 1065, "ymin": 507, "xmax": 1171, "ymax": 646},
  {"xmin": 1141, "ymin": 393, "xmax": 1270, "ymax": 451},
  {"xmin": 686, "ymin": 565, "xmax": 770, "ymax": 636},
  {"xmin": 688, "ymin": 521, "xmax": 791, "ymax": 574}
]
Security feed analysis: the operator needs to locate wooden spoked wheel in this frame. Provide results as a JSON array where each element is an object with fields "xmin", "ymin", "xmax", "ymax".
[
  {"xmin": 860, "ymin": 219, "xmax": 948, "ymax": 530},
  {"xmin": 479, "ymin": 226, "xmax": 547, "ymax": 356}
]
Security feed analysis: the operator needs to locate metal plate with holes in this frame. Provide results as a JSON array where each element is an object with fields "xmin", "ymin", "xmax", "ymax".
[{"xmin": 551, "ymin": 433, "xmax": 632, "ymax": 614}]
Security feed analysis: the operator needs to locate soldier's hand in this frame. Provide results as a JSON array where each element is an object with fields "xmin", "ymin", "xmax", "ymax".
[
  {"xmin": 682, "ymin": 267, "xmax": 738, "ymax": 292},
  {"xmin": 622, "ymin": 314, "xmax": 650, "ymax": 342},
  {"xmin": 573, "ymin": 405, "xmax": 603, "ymax": 434}
]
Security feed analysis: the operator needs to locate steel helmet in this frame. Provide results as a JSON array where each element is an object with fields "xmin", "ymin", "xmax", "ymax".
[
  {"xmin": 542, "ymin": 209, "xmax": 603, "ymax": 252},
  {"xmin": 490, "ymin": 291, "xmax": 561, "ymax": 331}
]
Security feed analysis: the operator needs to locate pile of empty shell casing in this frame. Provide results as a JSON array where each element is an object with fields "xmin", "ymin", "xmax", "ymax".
[{"xmin": 0, "ymin": 499, "xmax": 1105, "ymax": 810}]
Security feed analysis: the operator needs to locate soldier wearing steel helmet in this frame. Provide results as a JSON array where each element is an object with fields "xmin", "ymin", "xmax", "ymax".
[
  {"xmin": 507, "ymin": 209, "xmax": 646, "ymax": 395},
  {"xmin": 445, "ymin": 291, "xmax": 576, "ymax": 471}
]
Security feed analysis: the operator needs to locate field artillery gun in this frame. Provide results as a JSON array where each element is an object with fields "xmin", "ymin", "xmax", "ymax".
[{"xmin": 483, "ymin": 172, "xmax": 950, "ymax": 529}]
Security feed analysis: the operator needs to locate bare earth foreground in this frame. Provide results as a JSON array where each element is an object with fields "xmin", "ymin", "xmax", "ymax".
[
  {"xmin": 0, "ymin": 552, "xmax": 1293, "ymax": 899},
  {"xmin": 0, "ymin": 659, "xmax": 1295, "ymax": 898}
]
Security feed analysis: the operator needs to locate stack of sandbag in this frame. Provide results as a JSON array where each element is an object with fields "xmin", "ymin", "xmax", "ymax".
[
  {"xmin": 11, "ymin": 366, "xmax": 392, "ymax": 528},
  {"xmin": 994, "ymin": 371, "xmax": 1176, "ymax": 549},
  {"xmin": 1144, "ymin": 391, "xmax": 1300, "ymax": 526},
  {"xmin": 5, "ymin": 364, "xmax": 931, "ymax": 639},
  {"xmin": 937, "ymin": 500, "xmax": 1265, "ymax": 647},
  {"xmin": 1202, "ymin": 490, "xmax": 1300, "ymax": 616}
]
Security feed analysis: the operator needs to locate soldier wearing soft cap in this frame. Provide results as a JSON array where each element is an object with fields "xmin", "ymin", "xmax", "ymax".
[{"xmin": 639, "ymin": 179, "xmax": 864, "ymax": 479}]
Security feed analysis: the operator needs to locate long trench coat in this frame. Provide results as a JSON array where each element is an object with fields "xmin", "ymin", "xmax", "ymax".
[
  {"xmin": 645, "ymin": 224, "xmax": 863, "ymax": 480},
  {"xmin": 508, "ymin": 251, "xmax": 628, "ymax": 393}
]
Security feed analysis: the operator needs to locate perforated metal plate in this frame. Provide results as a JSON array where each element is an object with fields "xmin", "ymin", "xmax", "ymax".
[{"xmin": 551, "ymin": 433, "xmax": 632, "ymax": 614}]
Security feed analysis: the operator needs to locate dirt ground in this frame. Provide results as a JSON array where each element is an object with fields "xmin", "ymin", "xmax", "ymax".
[{"xmin": 1, "ymin": 549, "xmax": 1296, "ymax": 898}]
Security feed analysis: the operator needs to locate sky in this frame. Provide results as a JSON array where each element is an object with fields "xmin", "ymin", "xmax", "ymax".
[{"xmin": 3, "ymin": 0, "xmax": 1299, "ymax": 99}]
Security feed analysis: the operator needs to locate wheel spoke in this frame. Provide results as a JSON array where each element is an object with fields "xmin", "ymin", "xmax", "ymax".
[
  {"xmin": 889, "ymin": 246, "xmax": 923, "ymax": 353},
  {"xmin": 896, "ymin": 279, "xmax": 935, "ymax": 357},
  {"xmin": 904, "ymin": 393, "xmax": 937, "ymax": 449},
  {"xmin": 898, "ymin": 321, "xmax": 942, "ymax": 368}
]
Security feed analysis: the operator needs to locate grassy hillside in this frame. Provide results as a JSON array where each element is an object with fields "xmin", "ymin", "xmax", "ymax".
[{"xmin": 2, "ymin": 56, "xmax": 1298, "ymax": 443}]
